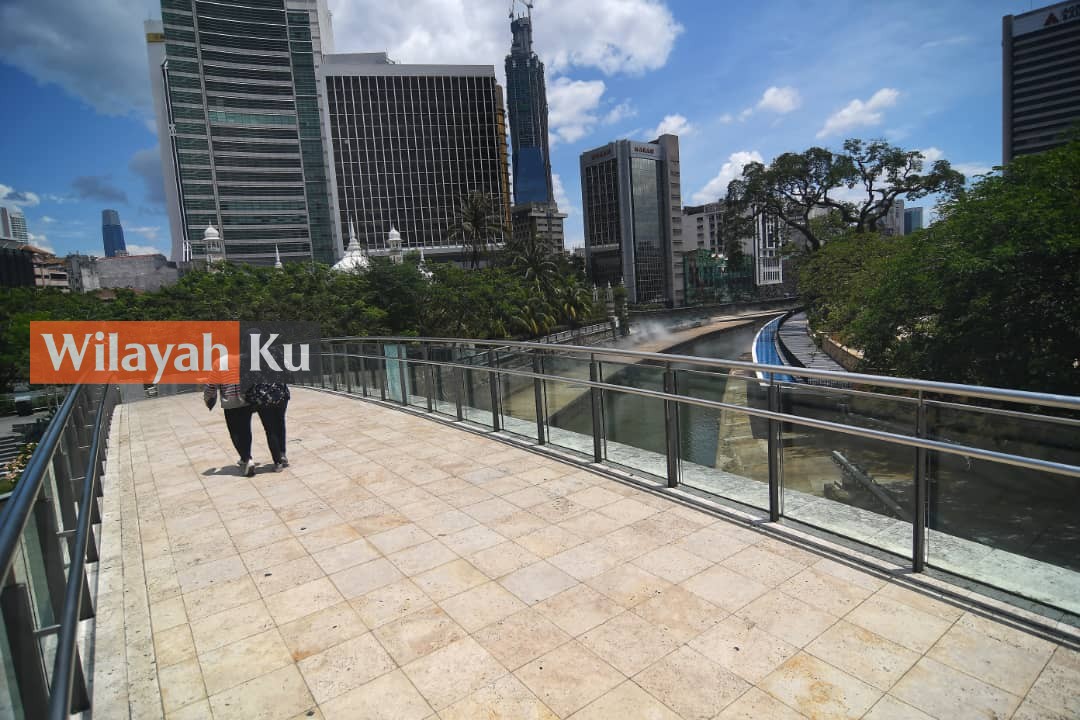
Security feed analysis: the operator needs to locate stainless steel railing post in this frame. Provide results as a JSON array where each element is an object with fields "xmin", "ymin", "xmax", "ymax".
[
  {"xmin": 767, "ymin": 380, "xmax": 781, "ymax": 522},
  {"xmin": 663, "ymin": 364, "xmax": 679, "ymax": 488},
  {"xmin": 533, "ymin": 352, "xmax": 546, "ymax": 445},
  {"xmin": 589, "ymin": 356, "xmax": 604, "ymax": 463},
  {"xmin": 913, "ymin": 391, "xmax": 928, "ymax": 572},
  {"xmin": 487, "ymin": 350, "xmax": 502, "ymax": 432}
]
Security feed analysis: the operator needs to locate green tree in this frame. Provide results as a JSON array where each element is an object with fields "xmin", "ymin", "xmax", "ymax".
[
  {"xmin": 448, "ymin": 191, "xmax": 505, "ymax": 269},
  {"xmin": 729, "ymin": 138, "xmax": 965, "ymax": 250}
]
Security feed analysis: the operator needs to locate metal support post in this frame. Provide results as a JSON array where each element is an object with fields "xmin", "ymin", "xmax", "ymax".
[
  {"xmin": 396, "ymin": 345, "xmax": 409, "ymax": 405},
  {"xmin": 328, "ymin": 344, "xmax": 338, "ymax": 391},
  {"xmin": 487, "ymin": 350, "xmax": 501, "ymax": 432},
  {"xmin": 423, "ymin": 345, "xmax": 434, "ymax": 413},
  {"xmin": 589, "ymin": 357, "xmax": 604, "ymax": 463},
  {"xmin": 454, "ymin": 347, "xmax": 464, "ymax": 421},
  {"xmin": 532, "ymin": 353, "xmax": 546, "ymax": 445},
  {"xmin": 663, "ymin": 365, "xmax": 679, "ymax": 488},
  {"xmin": 344, "ymin": 344, "xmax": 353, "ymax": 394},
  {"xmin": 767, "ymin": 381, "xmax": 781, "ymax": 522},
  {"xmin": 913, "ymin": 392, "xmax": 928, "ymax": 572},
  {"xmin": 359, "ymin": 345, "xmax": 368, "ymax": 397}
]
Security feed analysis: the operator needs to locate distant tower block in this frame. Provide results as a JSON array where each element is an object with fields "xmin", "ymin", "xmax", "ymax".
[
  {"xmin": 506, "ymin": 1, "xmax": 554, "ymax": 206},
  {"xmin": 102, "ymin": 209, "xmax": 127, "ymax": 258}
]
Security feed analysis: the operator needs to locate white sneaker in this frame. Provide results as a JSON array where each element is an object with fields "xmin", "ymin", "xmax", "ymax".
[{"xmin": 245, "ymin": 460, "xmax": 256, "ymax": 477}]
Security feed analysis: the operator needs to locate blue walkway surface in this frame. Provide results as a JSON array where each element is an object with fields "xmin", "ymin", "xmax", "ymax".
[{"xmin": 751, "ymin": 317, "xmax": 794, "ymax": 383}]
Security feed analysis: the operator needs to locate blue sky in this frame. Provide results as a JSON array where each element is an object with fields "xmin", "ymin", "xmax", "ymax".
[{"xmin": 0, "ymin": 0, "xmax": 1034, "ymax": 258}]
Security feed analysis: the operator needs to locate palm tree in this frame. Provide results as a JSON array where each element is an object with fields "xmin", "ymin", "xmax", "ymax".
[
  {"xmin": 448, "ymin": 191, "xmax": 505, "ymax": 269},
  {"xmin": 505, "ymin": 231, "xmax": 558, "ymax": 297},
  {"xmin": 554, "ymin": 276, "xmax": 594, "ymax": 328},
  {"xmin": 510, "ymin": 297, "xmax": 557, "ymax": 337}
]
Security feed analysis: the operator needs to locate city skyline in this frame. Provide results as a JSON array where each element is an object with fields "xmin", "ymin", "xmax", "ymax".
[{"xmin": 0, "ymin": 0, "xmax": 1028, "ymax": 258}]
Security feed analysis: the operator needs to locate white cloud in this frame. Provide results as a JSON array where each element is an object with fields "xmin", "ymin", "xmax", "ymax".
[
  {"xmin": 128, "ymin": 226, "xmax": 161, "ymax": 243},
  {"xmin": 737, "ymin": 107, "xmax": 754, "ymax": 122},
  {"xmin": 125, "ymin": 243, "xmax": 166, "ymax": 256},
  {"xmin": 692, "ymin": 150, "xmax": 764, "ymax": 204},
  {"xmin": 954, "ymin": 162, "xmax": 993, "ymax": 179},
  {"xmin": 648, "ymin": 114, "xmax": 693, "ymax": 138},
  {"xmin": 552, "ymin": 173, "xmax": 576, "ymax": 216},
  {"xmin": 817, "ymin": 88, "xmax": 899, "ymax": 138},
  {"xmin": 757, "ymin": 86, "xmax": 801, "ymax": 114},
  {"xmin": 329, "ymin": 0, "xmax": 680, "ymax": 80},
  {"xmin": 548, "ymin": 77, "xmax": 606, "ymax": 145},
  {"xmin": 27, "ymin": 232, "xmax": 54, "ymax": 253},
  {"xmin": 603, "ymin": 102, "xmax": 636, "ymax": 125},
  {"xmin": 719, "ymin": 113, "xmax": 734, "ymax": 124},
  {"xmin": 0, "ymin": 183, "xmax": 41, "ymax": 208},
  {"xmin": 40, "ymin": 216, "xmax": 56, "ymax": 224},
  {"xmin": 919, "ymin": 147, "xmax": 944, "ymax": 163}
]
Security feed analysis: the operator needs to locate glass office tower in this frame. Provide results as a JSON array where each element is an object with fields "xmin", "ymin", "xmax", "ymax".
[
  {"xmin": 505, "ymin": 12, "xmax": 553, "ymax": 205},
  {"xmin": 102, "ymin": 209, "xmax": 128, "ymax": 257},
  {"xmin": 147, "ymin": 0, "xmax": 336, "ymax": 264}
]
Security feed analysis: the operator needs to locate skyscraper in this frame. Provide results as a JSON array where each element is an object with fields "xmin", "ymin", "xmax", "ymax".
[
  {"xmin": 145, "ymin": 0, "xmax": 336, "ymax": 265},
  {"xmin": 0, "ymin": 206, "xmax": 28, "ymax": 243},
  {"xmin": 904, "ymin": 207, "xmax": 924, "ymax": 234},
  {"xmin": 319, "ymin": 53, "xmax": 510, "ymax": 260},
  {"xmin": 505, "ymin": 6, "xmax": 553, "ymax": 206},
  {"xmin": 580, "ymin": 135, "xmax": 684, "ymax": 305},
  {"xmin": 1002, "ymin": 2, "xmax": 1080, "ymax": 161},
  {"xmin": 102, "ymin": 209, "xmax": 128, "ymax": 257}
]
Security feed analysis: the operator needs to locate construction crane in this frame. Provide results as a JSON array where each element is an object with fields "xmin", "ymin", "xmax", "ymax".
[{"xmin": 508, "ymin": 0, "xmax": 534, "ymax": 20}]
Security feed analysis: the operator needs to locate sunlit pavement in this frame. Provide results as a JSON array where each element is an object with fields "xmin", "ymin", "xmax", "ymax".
[{"xmin": 92, "ymin": 388, "xmax": 1079, "ymax": 719}]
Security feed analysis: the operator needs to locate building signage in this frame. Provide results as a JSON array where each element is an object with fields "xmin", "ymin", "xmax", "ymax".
[
  {"xmin": 589, "ymin": 148, "xmax": 613, "ymax": 161},
  {"xmin": 632, "ymin": 145, "xmax": 656, "ymax": 155},
  {"xmin": 1012, "ymin": 1, "xmax": 1080, "ymax": 35}
]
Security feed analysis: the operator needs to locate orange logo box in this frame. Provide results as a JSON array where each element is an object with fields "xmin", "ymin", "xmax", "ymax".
[{"xmin": 30, "ymin": 321, "xmax": 241, "ymax": 385}]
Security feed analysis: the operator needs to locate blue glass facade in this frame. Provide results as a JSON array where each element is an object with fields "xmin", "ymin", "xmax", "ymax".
[
  {"xmin": 102, "ymin": 209, "xmax": 127, "ymax": 257},
  {"xmin": 505, "ymin": 15, "xmax": 553, "ymax": 206}
]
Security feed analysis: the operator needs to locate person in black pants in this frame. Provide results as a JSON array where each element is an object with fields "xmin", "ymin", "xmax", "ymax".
[
  {"xmin": 204, "ymin": 380, "xmax": 257, "ymax": 476},
  {"xmin": 249, "ymin": 382, "xmax": 290, "ymax": 469}
]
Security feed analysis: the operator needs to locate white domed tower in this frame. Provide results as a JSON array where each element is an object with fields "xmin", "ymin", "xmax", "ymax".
[
  {"xmin": 332, "ymin": 219, "xmax": 370, "ymax": 273},
  {"xmin": 203, "ymin": 225, "xmax": 225, "ymax": 267},
  {"xmin": 387, "ymin": 226, "xmax": 403, "ymax": 265}
]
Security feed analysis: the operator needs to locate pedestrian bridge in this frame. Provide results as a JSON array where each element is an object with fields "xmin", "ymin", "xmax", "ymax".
[{"xmin": 1, "ymin": 336, "xmax": 1079, "ymax": 718}]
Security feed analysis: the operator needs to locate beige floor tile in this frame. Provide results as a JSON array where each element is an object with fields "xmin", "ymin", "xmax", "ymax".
[
  {"xmin": 863, "ymin": 695, "xmax": 936, "ymax": 720},
  {"xmin": 368, "ymin": 522, "xmax": 433, "ymax": 554},
  {"xmin": 499, "ymin": 561, "xmax": 579, "ymax": 605},
  {"xmin": 350, "ymin": 578, "xmax": 434, "ymax": 628},
  {"xmin": 166, "ymin": 698, "xmax": 213, "ymax": 720},
  {"xmin": 737, "ymin": 589, "xmax": 838, "ymax": 648},
  {"xmin": 673, "ymin": 526, "xmax": 751, "ymax": 563},
  {"xmin": 240, "ymin": 538, "xmax": 308, "ymax": 572},
  {"xmin": 231, "ymin": 523, "xmax": 293, "ymax": 554},
  {"xmin": 177, "ymin": 555, "xmax": 247, "ymax": 595},
  {"xmin": 595, "ymin": 525, "xmax": 663, "ymax": 561},
  {"xmin": 689, "ymin": 614, "xmax": 798, "ymax": 684},
  {"xmin": 580, "ymin": 611, "xmax": 680, "ymax": 676},
  {"xmin": 714, "ymin": 687, "xmax": 805, "ymax": 720},
  {"xmin": 440, "ymin": 674, "xmax": 557, "ymax": 720},
  {"xmin": 517, "ymin": 525, "xmax": 586, "ymax": 558},
  {"xmin": 277, "ymin": 601, "xmax": 367, "ymax": 662},
  {"xmin": 414, "ymin": 508, "xmax": 479, "ymax": 535},
  {"xmin": 596, "ymin": 497, "xmax": 660, "ymax": 524},
  {"xmin": 534, "ymin": 584, "xmax": 625, "ymax": 636},
  {"xmin": 487, "ymin": 510, "xmax": 549, "ymax": 539},
  {"xmin": 189, "ymin": 598, "xmax": 273, "ymax": 655},
  {"xmin": 514, "ymin": 640, "xmax": 625, "ymax": 718},
  {"xmin": 876, "ymin": 583, "xmax": 964, "ymax": 621},
  {"xmin": 891, "ymin": 658, "xmax": 1021, "ymax": 720},
  {"xmin": 504, "ymin": 485, "xmax": 555, "ymax": 509},
  {"xmin": 296, "ymin": 522, "xmax": 362, "ymax": 553},
  {"xmin": 311, "ymin": 538, "xmax": 380, "ymax": 574},
  {"xmin": 721, "ymin": 545, "xmax": 807, "ymax": 587},
  {"xmin": 632, "ymin": 585, "xmax": 724, "ymax": 643},
  {"xmin": 569, "ymin": 680, "xmax": 682, "ymax": 720},
  {"xmin": 680, "ymin": 564, "xmax": 768, "ymax": 612},
  {"xmin": 413, "ymin": 558, "xmax": 488, "ymax": 601},
  {"xmin": 473, "ymin": 608, "xmax": 571, "ymax": 670},
  {"xmin": 253, "ymin": 556, "xmax": 325, "ymax": 598},
  {"xmin": 319, "ymin": 670, "xmax": 432, "ymax": 720},
  {"xmin": 632, "ymin": 545, "xmax": 714, "ymax": 584},
  {"xmin": 159, "ymin": 657, "xmax": 206, "ymax": 714},
  {"xmin": 388, "ymin": 539, "xmax": 458, "ymax": 576},
  {"xmin": 846, "ymin": 594, "xmax": 953, "ymax": 653},
  {"xmin": 297, "ymin": 632, "xmax": 396, "ymax": 704},
  {"xmin": 779, "ymin": 565, "xmax": 876, "ymax": 616},
  {"xmin": 635, "ymin": 645, "xmax": 750, "ymax": 720},
  {"xmin": 557, "ymin": 510, "xmax": 627, "ymax": 538},
  {"xmin": 155, "ymin": 623, "xmax": 197, "ymax": 668},
  {"xmin": 762, "ymin": 652, "xmax": 881, "ymax": 720},
  {"xmin": 812, "ymin": 557, "xmax": 887, "ymax": 592},
  {"xmin": 207, "ymin": 664, "xmax": 315, "ymax": 720},
  {"xmin": 548, "ymin": 542, "xmax": 625, "ymax": 581},
  {"xmin": 586, "ymin": 564, "xmax": 671, "ymax": 608},
  {"xmin": 285, "ymin": 509, "xmax": 346, "ymax": 536},
  {"xmin": 151, "ymin": 596, "xmax": 189, "ymax": 633},
  {"xmin": 926, "ymin": 616, "xmax": 1053, "ymax": 696},
  {"xmin": 808, "ymin": 620, "xmax": 920, "ymax": 691},
  {"xmin": 329, "ymin": 557, "xmax": 404, "ymax": 599},
  {"xmin": 438, "ymin": 580, "xmax": 528, "ymax": 632},
  {"xmin": 468, "ymin": 541, "xmax": 542, "ymax": 578},
  {"xmin": 372, "ymin": 605, "xmax": 467, "ymax": 665},
  {"xmin": 566, "ymin": 486, "xmax": 623, "ymax": 509},
  {"xmin": 402, "ymin": 636, "xmax": 507, "ymax": 710},
  {"xmin": 198, "ymin": 628, "xmax": 293, "ymax": 695},
  {"xmin": 264, "ymin": 576, "xmax": 345, "ymax": 626},
  {"xmin": 440, "ymin": 524, "xmax": 507, "ymax": 555},
  {"xmin": 1026, "ymin": 646, "xmax": 1080, "ymax": 718}
]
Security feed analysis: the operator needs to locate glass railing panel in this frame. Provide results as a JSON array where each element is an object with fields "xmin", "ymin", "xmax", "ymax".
[
  {"xmin": 382, "ymin": 344, "xmax": 409, "ymax": 404},
  {"xmin": 495, "ymin": 350, "xmax": 539, "ymax": 442},
  {"xmin": 676, "ymin": 369, "xmax": 771, "ymax": 511},
  {"xmin": 925, "ymin": 403, "xmax": 1080, "ymax": 614},
  {"xmin": 599, "ymin": 360, "xmax": 668, "ymax": 478},
  {"xmin": 541, "ymin": 375, "xmax": 594, "ymax": 458},
  {"xmin": 428, "ymin": 347, "xmax": 458, "ymax": 416},
  {"xmin": 0, "ymin": 600, "xmax": 24, "ymax": 719},
  {"xmin": 780, "ymin": 384, "xmax": 917, "ymax": 559},
  {"xmin": 460, "ymin": 361, "xmax": 496, "ymax": 429},
  {"xmin": 404, "ymin": 344, "xmax": 429, "ymax": 409}
]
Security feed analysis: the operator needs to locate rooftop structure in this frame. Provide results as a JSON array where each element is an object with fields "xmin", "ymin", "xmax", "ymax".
[{"xmin": 511, "ymin": 202, "xmax": 567, "ymax": 255}]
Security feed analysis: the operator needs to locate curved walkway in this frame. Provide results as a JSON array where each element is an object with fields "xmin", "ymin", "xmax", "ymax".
[{"xmin": 93, "ymin": 389, "xmax": 1079, "ymax": 719}]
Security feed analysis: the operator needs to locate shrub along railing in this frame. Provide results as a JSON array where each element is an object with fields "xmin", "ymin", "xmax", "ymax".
[
  {"xmin": 307, "ymin": 337, "xmax": 1080, "ymax": 619},
  {"xmin": 0, "ymin": 383, "xmax": 119, "ymax": 719}
]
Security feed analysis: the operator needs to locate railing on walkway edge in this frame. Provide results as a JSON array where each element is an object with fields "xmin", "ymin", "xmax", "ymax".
[
  {"xmin": 0, "ymin": 383, "xmax": 119, "ymax": 719},
  {"xmin": 306, "ymin": 336, "xmax": 1080, "ymax": 617}
]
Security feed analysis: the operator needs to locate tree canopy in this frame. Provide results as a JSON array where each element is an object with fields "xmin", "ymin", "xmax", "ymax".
[
  {"xmin": 728, "ymin": 138, "xmax": 965, "ymax": 250},
  {"xmin": 799, "ymin": 136, "xmax": 1080, "ymax": 394}
]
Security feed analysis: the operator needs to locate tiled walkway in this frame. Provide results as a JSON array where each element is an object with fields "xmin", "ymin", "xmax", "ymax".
[{"xmin": 94, "ymin": 389, "xmax": 1079, "ymax": 719}]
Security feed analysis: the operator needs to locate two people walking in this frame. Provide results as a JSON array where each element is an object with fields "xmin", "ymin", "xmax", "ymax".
[{"xmin": 204, "ymin": 375, "xmax": 290, "ymax": 476}]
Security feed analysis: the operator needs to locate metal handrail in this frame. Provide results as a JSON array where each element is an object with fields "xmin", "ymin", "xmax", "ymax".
[{"xmin": 320, "ymin": 336, "xmax": 1080, "ymax": 412}]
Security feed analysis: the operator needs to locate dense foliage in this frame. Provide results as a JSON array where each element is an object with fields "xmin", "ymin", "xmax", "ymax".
[
  {"xmin": 799, "ymin": 137, "xmax": 1080, "ymax": 394},
  {"xmin": 0, "ymin": 246, "xmax": 602, "ymax": 391}
]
